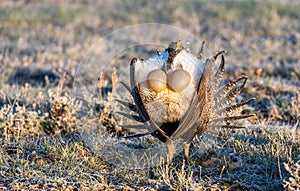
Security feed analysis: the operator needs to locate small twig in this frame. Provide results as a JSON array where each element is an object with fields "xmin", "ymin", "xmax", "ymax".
[
  {"xmin": 278, "ymin": 156, "xmax": 283, "ymax": 179},
  {"xmin": 97, "ymin": 73, "xmax": 104, "ymax": 104},
  {"xmin": 107, "ymin": 67, "xmax": 118, "ymax": 107},
  {"xmin": 220, "ymin": 155, "xmax": 226, "ymax": 178},
  {"xmin": 111, "ymin": 67, "xmax": 118, "ymax": 95},
  {"xmin": 56, "ymin": 72, "xmax": 66, "ymax": 99}
]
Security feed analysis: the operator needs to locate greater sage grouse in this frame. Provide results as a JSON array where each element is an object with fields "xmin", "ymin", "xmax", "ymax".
[{"xmin": 117, "ymin": 41, "xmax": 255, "ymax": 163}]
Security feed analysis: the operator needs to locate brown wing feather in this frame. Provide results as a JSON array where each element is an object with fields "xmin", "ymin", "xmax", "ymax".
[{"xmin": 196, "ymin": 57, "xmax": 216, "ymax": 136}]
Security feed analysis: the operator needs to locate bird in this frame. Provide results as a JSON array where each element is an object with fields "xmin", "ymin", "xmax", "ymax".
[{"xmin": 116, "ymin": 41, "xmax": 255, "ymax": 164}]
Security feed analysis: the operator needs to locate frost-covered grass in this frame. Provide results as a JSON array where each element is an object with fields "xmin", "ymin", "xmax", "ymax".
[{"xmin": 0, "ymin": 0, "xmax": 299, "ymax": 190}]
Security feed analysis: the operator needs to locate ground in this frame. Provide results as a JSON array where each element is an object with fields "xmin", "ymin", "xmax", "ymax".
[{"xmin": 0, "ymin": 0, "xmax": 299, "ymax": 190}]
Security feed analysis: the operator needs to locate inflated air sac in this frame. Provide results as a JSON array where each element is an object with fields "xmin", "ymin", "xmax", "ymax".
[
  {"xmin": 147, "ymin": 69, "xmax": 167, "ymax": 92},
  {"xmin": 167, "ymin": 69, "xmax": 191, "ymax": 92}
]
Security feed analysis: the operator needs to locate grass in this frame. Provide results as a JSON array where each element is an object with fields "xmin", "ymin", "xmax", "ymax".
[{"xmin": 0, "ymin": 0, "xmax": 299, "ymax": 190}]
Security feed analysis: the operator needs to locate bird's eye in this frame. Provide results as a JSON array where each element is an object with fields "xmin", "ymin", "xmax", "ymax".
[
  {"xmin": 167, "ymin": 69, "xmax": 191, "ymax": 92},
  {"xmin": 147, "ymin": 69, "xmax": 167, "ymax": 92}
]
